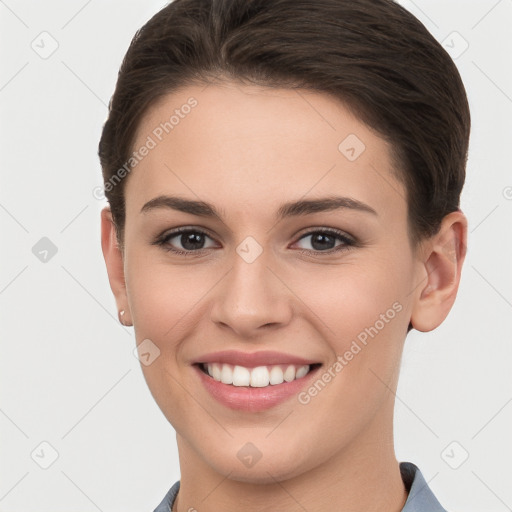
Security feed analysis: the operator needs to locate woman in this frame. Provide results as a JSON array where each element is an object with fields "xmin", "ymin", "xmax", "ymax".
[{"xmin": 98, "ymin": 0, "xmax": 470, "ymax": 510}]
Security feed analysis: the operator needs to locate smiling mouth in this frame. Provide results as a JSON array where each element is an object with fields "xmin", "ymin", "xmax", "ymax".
[{"xmin": 196, "ymin": 362, "xmax": 322, "ymax": 388}]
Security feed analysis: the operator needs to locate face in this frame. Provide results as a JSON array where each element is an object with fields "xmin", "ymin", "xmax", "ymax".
[{"xmin": 103, "ymin": 82, "xmax": 435, "ymax": 483}]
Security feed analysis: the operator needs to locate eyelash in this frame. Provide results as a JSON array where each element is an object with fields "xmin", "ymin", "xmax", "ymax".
[{"xmin": 153, "ymin": 227, "xmax": 357, "ymax": 257}]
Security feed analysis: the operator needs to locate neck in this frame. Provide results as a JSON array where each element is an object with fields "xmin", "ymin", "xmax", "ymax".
[{"xmin": 172, "ymin": 404, "xmax": 407, "ymax": 512}]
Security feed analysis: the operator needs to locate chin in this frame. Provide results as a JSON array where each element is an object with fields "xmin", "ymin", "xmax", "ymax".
[
  {"xmin": 209, "ymin": 456, "xmax": 306, "ymax": 485},
  {"xmin": 195, "ymin": 435, "xmax": 317, "ymax": 484}
]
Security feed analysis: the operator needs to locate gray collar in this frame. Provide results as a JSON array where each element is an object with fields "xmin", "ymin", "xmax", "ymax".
[{"xmin": 400, "ymin": 462, "xmax": 446, "ymax": 511}]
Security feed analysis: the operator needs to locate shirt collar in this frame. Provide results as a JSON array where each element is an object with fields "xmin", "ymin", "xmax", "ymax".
[{"xmin": 400, "ymin": 462, "xmax": 447, "ymax": 511}]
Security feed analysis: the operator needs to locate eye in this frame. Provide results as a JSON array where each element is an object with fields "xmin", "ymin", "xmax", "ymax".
[
  {"xmin": 154, "ymin": 228, "xmax": 218, "ymax": 255},
  {"xmin": 153, "ymin": 226, "xmax": 356, "ymax": 257},
  {"xmin": 294, "ymin": 229, "xmax": 355, "ymax": 254}
]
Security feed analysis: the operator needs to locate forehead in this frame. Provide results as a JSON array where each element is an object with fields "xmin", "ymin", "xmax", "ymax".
[{"xmin": 126, "ymin": 82, "xmax": 406, "ymax": 224}]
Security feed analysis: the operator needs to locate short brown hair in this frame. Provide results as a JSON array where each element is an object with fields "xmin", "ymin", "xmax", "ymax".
[{"xmin": 98, "ymin": 0, "xmax": 470, "ymax": 248}]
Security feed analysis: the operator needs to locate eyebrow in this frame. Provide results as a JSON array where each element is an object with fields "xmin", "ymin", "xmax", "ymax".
[{"xmin": 140, "ymin": 195, "xmax": 378, "ymax": 220}]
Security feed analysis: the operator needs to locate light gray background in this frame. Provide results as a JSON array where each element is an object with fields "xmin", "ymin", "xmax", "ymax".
[{"xmin": 1, "ymin": 1, "xmax": 511, "ymax": 511}]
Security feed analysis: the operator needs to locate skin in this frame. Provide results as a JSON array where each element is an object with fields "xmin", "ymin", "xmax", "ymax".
[{"xmin": 101, "ymin": 81, "xmax": 467, "ymax": 512}]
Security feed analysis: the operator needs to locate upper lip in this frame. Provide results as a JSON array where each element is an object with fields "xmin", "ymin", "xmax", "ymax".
[{"xmin": 194, "ymin": 350, "xmax": 319, "ymax": 368}]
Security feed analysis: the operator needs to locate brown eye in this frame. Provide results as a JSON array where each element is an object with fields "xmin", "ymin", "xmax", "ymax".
[
  {"xmin": 295, "ymin": 229, "xmax": 355, "ymax": 254},
  {"xmin": 156, "ymin": 228, "xmax": 218, "ymax": 254}
]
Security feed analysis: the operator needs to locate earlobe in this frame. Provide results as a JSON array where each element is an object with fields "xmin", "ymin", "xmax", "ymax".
[
  {"xmin": 410, "ymin": 210, "xmax": 467, "ymax": 333},
  {"xmin": 100, "ymin": 207, "xmax": 132, "ymax": 326}
]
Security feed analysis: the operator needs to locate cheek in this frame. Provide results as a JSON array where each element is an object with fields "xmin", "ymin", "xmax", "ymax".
[
  {"xmin": 290, "ymin": 254, "xmax": 410, "ymax": 348},
  {"xmin": 285, "ymin": 262, "xmax": 408, "ymax": 430},
  {"xmin": 124, "ymin": 257, "xmax": 211, "ymax": 427},
  {"xmin": 125, "ymin": 253, "xmax": 215, "ymax": 344},
  {"xmin": 285, "ymin": 253, "xmax": 411, "ymax": 417}
]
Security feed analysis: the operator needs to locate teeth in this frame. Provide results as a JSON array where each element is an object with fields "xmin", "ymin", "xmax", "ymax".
[
  {"xmin": 232, "ymin": 365, "xmax": 251, "ymax": 386},
  {"xmin": 250, "ymin": 366, "xmax": 270, "ymax": 387},
  {"xmin": 202, "ymin": 363, "xmax": 312, "ymax": 387},
  {"xmin": 269, "ymin": 366, "xmax": 284, "ymax": 385},
  {"xmin": 296, "ymin": 365, "xmax": 309, "ymax": 378},
  {"xmin": 212, "ymin": 363, "xmax": 222, "ymax": 381},
  {"xmin": 220, "ymin": 364, "xmax": 233, "ymax": 384},
  {"xmin": 283, "ymin": 365, "xmax": 296, "ymax": 382}
]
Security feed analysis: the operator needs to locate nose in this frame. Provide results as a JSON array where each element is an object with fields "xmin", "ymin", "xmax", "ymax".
[{"xmin": 209, "ymin": 246, "xmax": 293, "ymax": 338}]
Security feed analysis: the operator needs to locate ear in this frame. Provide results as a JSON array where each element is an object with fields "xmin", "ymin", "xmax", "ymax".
[
  {"xmin": 100, "ymin": 206, "xmax": 132, "ymax": 326},
  {"xmin": 410, "ymin": 210, "xmax": 468, "ymax": 332}
]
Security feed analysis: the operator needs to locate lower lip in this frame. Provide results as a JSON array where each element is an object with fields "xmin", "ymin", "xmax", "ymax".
[{"xmin": 194, "ymin": 364, "xmax": 321, "ymax": 412}]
